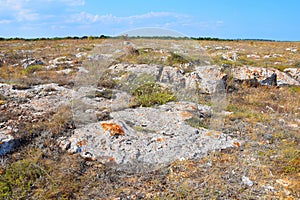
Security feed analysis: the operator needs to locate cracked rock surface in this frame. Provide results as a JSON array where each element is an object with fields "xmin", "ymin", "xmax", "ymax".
[{"xmin": 62, "ymin": 101, "xmax": 239, "ymax": 168}]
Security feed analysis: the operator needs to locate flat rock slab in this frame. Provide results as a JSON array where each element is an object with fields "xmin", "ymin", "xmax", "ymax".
[{"xmin": 61, "ymin": 101, "xmax": 239, "ymax": 168}]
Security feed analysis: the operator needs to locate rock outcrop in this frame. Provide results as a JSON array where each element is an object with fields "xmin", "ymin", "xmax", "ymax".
[
  {"xmin": 110, "ymin": 64, "xmax": 226, "ymax": 95},
  {"xmin": 231, "ymin": 66, "xmax": 300, "ymax": 86},
  {"xmin": 1, "ymin": 62, "xmax": 299, "ymax": 159},
  {"xmin": 0, "ymin": 83, "xmax": 73, "ymax": 155},
  {"xmin": 21, "ymin": 58, "xmax": 44, "ymax": 69},
  {"xmin": 1, "ymin": 39, "xmax": 299, "ymax": 173},
  {"xmin": 60, "ymin": 101, "xmax": 239, "ymax": 168}
]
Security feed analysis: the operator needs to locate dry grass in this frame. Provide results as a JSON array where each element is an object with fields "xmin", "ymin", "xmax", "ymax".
[
  {"xmin": 227, "ymin": 86, "xmax": 300, "ymax": 123},
  {"xmin": 0, "ymin": 38, "xmax": 299, "ymax": 199},
  {"xmin": 1, "ymin": 87, "xmax": 298, "ymax": 199},
  {"xmin": 200, "ymin": 40, "xmax": 300, "ymax": 69}
]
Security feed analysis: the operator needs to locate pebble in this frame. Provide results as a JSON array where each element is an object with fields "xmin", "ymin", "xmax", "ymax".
[{"xmin": 242, "ymin": 176, "xmax": 254, "ymax": 187}]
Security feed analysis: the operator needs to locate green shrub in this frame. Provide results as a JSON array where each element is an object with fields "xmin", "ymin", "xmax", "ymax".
[
  {"xmin": 272, "ymin": 65, "xmax": 289, "ymax": 71},
  {"xmin": 87, "ymin": 36, "xmax": 95, "ymax": 40},
  {"xmin": 166, "ymin": 52, "xmax": 189, "ymax": 66},
  {"xmin": 23, "ymin": 64, "xmax": 44, "ymax": 74},
  {"xmin": 236, "ymin": 57, "xmax": 255, "ymax": 66},
  {"xmin": 288, "ymin": 85, "xmax": 300, "ymax": 93},
  {"xmin": 131, "ymin": 82, "xmax": 176, "ymax": 107},
  {"xmin": 185, "ymin": 116, "xmax": 208, "ymax": 129},
  {"xmin": 294, "ymin": 60, "xmax": 300, "ymax": 68},
  {"xmin": 0, "ymin": 160, "xmax": 44, "ymax": 199}
]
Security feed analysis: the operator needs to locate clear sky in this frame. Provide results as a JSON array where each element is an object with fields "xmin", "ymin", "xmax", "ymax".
[{"xmin": 0, "ymin": 0, "xmax": 299, "ymax": 40}]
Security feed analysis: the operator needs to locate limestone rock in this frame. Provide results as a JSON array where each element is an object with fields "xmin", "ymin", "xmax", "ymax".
[
  {"xmin": 0, "ymin": 130, "xmax": 15, "ymax": 156},
  {"xmin": 62, "ymin": 101, "xmax": 239, "ymax": 168},
  {"xmin": 110, "ymin": 64, "xmax": 226, "ymax": 95},
  {"xmin": 231, "ymin": 66, "xmax": 300, "ymax": 86},
  {"xmin": 21, "ymin": 58, "xmax": 44, "ymax": 69},
  {"xmin": 0, "ymin": 83, "xmax": 74, "ymax": 155},
  {"xmin": 284, "ymin": 68, "xmax": 300, "ymax": 82},
  {"xmin": 242, "ymin": 176, "xmax": 254, "ymax": 187}
]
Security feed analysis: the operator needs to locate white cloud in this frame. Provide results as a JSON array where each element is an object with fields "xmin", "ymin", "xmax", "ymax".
[
  {"xmin": 70, "ymin": 11, "xmax": 188, "ymax": 25},
  {"xmin": 0, "ymin": 0, "xmax": 39, "ymax": 21},
  {"xmin": 0, "ymin": 0, "xmax": 85, "ymax": 22},
  {"xmin": 125, "ymin": 12, "xmax": 185, "ymax": 20},
  {"xmin": 62, "ymin": 0, "xmax": 85, "ymax": 6},
  {"xmin": 0, "ymin": 19, "xmax": 12, "ymax": 24},
  {"xmin": 45, "ymin": 0, "xmax": 85, "ymax": 6},
  {"xmin": 0, "ymin": 1, "xmax": 225, "ymax": 38},
  {"xmin": 0, "ymin": 0, "xmax": 23, "ymax": 10},
  {"xmin": 16, "ymin": 8, "xmax": 40, "ymax": 21},
  {"xmin": 66, "ymin": 11, "xmax": 225, "ymax": 37}
]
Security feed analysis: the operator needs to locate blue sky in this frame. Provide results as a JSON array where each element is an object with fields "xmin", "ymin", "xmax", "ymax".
[{"xmin": 0, "ymin": 0, "xmax": 299, "ymax": 40}]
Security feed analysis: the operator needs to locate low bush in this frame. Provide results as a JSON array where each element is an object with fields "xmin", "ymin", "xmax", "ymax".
[
  {"xmin": 166, "ymin": 52, "xmax": 190, "ymax": 66},
  {"xmin": 0, "ymin": 159, "xmax": 44, "ymax": 199},
  {"xmin": 23, "ymin": 64, "xmax": 44, "ymax": 75},
  {"xmin": 131, "ymin": 82, "xmax": 176, "ymax": 107}
]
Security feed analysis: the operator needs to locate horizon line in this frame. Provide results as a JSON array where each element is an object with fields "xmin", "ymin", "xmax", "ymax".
[{"xmin": 0, "ymin": 35, "xmax": 299, "ymax": 42}]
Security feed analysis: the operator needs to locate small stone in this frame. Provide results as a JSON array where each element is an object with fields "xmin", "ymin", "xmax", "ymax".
[
  {"xmin": 263, "ymin": 185, "xmax": 276, "ymax": 192},
  {"xmin": 287, "ymin": 123, "xmax": 298, "ymax": 129},
  {"xmin": 283, "ymin": 188, "xmax": 291, "ymax": 196},
  {"xmin": 82, "ymin": 152, "xmax": 96, "ymax": 161},
  {"xmin": 58, "ymin": 138, "xmax": 71, "ymax": 151},
  {"xmin": 222, "ymin": 111, "xmax": 234, "ymax": 116},
  {"xmin": 278, "ymin": 118, "xmax": 285, "ymax": 125},
  {"xmin": 141, "ymin": 123, "xmax": 147, "ymax": 127},
  {"xmin": 263, "ymin": 133, "xmax": 273, "ymax": 141},
  {"xmin": 242, "ymin": 176, "xmax": 254, "ymax": 187},
  {"xmin": 0, "ymin": 134, "xmax": 15, "ymax": 156},
  {"xmin": 266, "ymin": 105, "xmax": 275, "ymax": 112},
  {"xmin": 276, "ymin": 179, "xmax": 292, "ymax": 187},
  {"xmin": 207, "ymin": 161, "xmax": 212, "ymax": 167},
  {"xmin": 67, "ymin": 138, "xmax": 82, "ymax": 154}
]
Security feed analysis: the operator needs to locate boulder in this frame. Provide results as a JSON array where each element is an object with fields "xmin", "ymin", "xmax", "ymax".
[
  {"xmin": 261, "ymin": 73, "xmax": 277, "ymax": 86},
  {"xmin": 0, "ymin": 130, "xmax": 15, "ymax": 156},
  {"xmin": 231, "ymin": 66, "xmax": 300, "ymax": 86}
]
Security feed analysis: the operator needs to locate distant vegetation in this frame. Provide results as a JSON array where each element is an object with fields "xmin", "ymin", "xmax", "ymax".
[
  {"xmin": 0, "ymin": 35, "xmax": 283, "ymax": 42},
  {"xmin": 0, "ymin": 35, "xmax": 110, "ymax": 41},
  {"xmin": 191, "ymin": 37, "xmax": 277, "ymax": 42}
]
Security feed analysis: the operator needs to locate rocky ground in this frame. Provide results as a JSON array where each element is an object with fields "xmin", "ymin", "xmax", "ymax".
[{"xmin": 0, "ymin": 38, "xmax": 299, "ymax": 199}]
